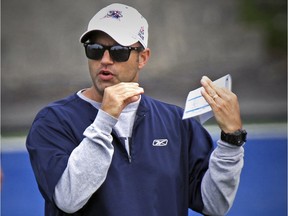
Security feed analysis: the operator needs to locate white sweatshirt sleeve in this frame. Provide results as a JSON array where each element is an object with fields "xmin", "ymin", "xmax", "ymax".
[
  {"xmin": 53, "ymin": 110, "xmax": 117, "ymax": 213},
  {"xmin": 201, "ymin": 140, "xmax": 244, "ymax": 216}
]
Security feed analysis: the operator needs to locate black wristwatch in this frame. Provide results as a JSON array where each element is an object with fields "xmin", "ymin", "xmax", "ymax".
[{"xmin": 221, "ymin": 129, "xmax": 247, "ymax": 146}]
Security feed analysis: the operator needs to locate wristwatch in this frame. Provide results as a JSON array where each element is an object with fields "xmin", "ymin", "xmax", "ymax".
[{"xmin": 221, "ymin": 129, "xmax": 247, "ymax": 146}]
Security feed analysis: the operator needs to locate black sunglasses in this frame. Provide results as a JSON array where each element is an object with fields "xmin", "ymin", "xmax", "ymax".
[{"xmin": 83, "ymin": 43, "xmax": 144, "ymax": 62}]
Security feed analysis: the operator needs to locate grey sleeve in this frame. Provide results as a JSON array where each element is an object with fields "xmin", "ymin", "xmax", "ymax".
[
  {"xmin": 53, "ymin": 109, "xmax": 117, "ymax": 213},
  {"xmin": 201, "ymin": 140, "xmax": 244, "ymax": 216}
]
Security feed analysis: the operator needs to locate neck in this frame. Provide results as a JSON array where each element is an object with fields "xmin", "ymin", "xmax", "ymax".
[{"xmin": 82, "ymin": 87, "xmax": 103, "ymax": 103}]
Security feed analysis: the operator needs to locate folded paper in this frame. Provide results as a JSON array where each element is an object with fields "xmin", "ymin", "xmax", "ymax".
[{"xmin": 182, "ymin": 74, "xmax": 232, "ymax": 124}]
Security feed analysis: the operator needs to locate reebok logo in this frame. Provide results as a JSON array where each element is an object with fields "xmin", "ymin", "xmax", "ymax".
[{"xmin": 152, "ymin": 139, "xmax": 168, "ymax": 147}]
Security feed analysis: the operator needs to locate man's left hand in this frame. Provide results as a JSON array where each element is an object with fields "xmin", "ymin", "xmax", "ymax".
[{"xmin": 200, "ymin": 76, "xmax": 242, "ymax": 133}]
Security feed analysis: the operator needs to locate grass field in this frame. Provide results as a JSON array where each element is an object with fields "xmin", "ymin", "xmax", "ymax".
[{"xmin": 1, "ymin": 124, "xmax": 287, "ymax": 216}]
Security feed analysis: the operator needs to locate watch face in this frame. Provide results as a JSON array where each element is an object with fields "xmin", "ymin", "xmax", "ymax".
[
  {"xmin": 236, "ymin": 137, "xmax": 243, "ymax": 145},
  {"xmin": 234, "ymin": 130, "xmax": 242, "ymax": 136}
]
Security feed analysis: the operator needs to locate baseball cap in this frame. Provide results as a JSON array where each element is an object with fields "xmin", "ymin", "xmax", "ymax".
[{"xmin": 80, "ymin": 3, "xmax": 148, "ymax": 48}]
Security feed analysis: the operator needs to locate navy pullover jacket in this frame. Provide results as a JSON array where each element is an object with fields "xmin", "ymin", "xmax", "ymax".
[{"xmin": 26, "ymin": 93, "xmax": 213, "ymax": 216}]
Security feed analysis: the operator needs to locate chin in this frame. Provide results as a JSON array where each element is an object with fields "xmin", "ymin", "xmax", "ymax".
[{"xmin": 95, "ymin": 82, "xmax": 113, "ymax": 95}]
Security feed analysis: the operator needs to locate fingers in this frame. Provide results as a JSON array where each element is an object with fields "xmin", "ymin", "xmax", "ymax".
[
  {"xmin": 115, "ymin": 83, "xmax": 144, "ymax": 100},
  {"xmin": 111, "ymin": 83, "xmax": 144, "ymax": 105},
  {"xmin": 201, "ymin": 76, "xmax": 231, "ymax": 105},
  {"xmin": 101, "ymin": 82, "xmax": 144, "ymax": 118},
  {"xmin": 201, "ymin": 76, "xmax": 221, "ymax": 98},
  {"xmin": 201, "ymin": 76, "xmax": 221, "ymax": 107},
  {"xmin": 200, "ymin": 76, "xmax": 242, "ymax": 132}
]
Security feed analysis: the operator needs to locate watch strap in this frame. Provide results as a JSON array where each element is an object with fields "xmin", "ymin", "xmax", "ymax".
[{"xmin": 221, "ymin": 129, "xmax": 247, "ymax": 146}]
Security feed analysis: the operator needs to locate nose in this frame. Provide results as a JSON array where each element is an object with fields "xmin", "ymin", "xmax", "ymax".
[{"xmin": 101, "ymin": 50, "xmax": 113, "ymax": 64}]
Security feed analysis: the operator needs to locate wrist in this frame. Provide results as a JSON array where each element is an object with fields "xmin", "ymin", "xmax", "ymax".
[{"xmin": 220, "ymin": 129, "xmax": 247, "ymax": 146}]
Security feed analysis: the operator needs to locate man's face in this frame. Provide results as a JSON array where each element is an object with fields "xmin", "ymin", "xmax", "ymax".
[{"xmin": 87, "ymin": 31, "xmax": 142, "ymax": 98}]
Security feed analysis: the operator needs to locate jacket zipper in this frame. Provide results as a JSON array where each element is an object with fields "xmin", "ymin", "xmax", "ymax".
[
  {"xmin": 124, "ymin": 137, "xmax": 132, "ymax": 163},
  {"xmin": 112, "ymin": 106, "xmax": 147, "ymax": 164}
]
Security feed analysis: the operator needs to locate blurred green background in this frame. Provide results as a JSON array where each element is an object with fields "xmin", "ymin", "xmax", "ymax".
[{"xmin": 1, "ymin": 0, "xmax": 287, "ymax": 135}]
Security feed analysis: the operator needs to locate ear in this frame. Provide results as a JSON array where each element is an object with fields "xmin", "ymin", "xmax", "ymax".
[{"xmin": 138, "ymin": 48, "xmax": 150, "ymax": 69}]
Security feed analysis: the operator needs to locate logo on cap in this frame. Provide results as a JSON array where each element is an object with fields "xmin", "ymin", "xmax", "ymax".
[
  {"xmin": 138, "ymin": 26, "xmax": 145, "ymax": 41},
  {"xmin": 104, "ymin": 10, "xmax": 123, "ymax": 20}
]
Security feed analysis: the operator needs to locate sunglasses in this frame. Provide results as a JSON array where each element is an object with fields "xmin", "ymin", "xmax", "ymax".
[{"xmin": 84, "ymin": 43, "xmax": 144, "ymax": 62}]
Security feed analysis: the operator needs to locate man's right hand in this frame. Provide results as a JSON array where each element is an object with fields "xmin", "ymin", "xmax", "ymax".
[{"xmin": 100, "ymin": 82, "xmax": 144, "ymax": 118}]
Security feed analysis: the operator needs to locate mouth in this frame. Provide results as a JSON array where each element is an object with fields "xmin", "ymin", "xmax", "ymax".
[
  {"xmin": 98, "ymin": 70, "xmax": 114, "ymax": 81},
  {"xmin": 100, "ymin": 70, "xmax": 113, "ymax": 75}
]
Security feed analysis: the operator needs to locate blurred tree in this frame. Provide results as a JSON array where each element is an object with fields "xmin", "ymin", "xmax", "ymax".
[{"xmin": 239, "ymin": 0, "xmax": 287, "ymax": 56}]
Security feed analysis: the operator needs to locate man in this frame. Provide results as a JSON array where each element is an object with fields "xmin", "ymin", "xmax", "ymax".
[{"xmin": 26, "ymin": 3, "xmax": 246, "ymax": 216}]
